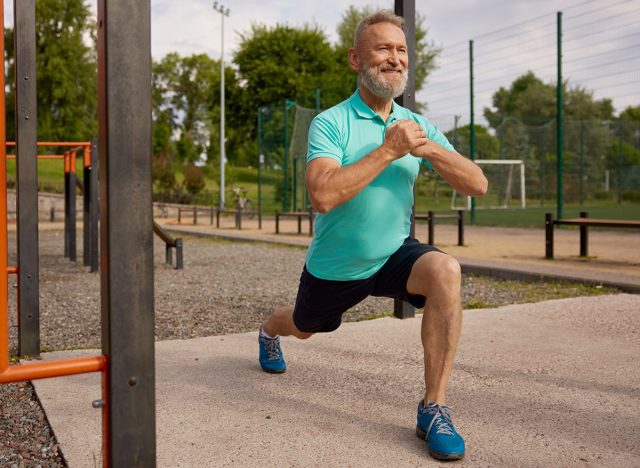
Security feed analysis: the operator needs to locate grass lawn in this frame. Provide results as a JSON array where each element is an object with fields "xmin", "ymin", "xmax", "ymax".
[{"xmin": 8, "ymin": 161, "xmax": 639, "ymax": 226}]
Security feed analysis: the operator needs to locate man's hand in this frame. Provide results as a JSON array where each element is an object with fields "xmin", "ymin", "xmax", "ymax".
[{"xmin": 381, "ymin": 120, "xmax": 428, "ymax": 159}]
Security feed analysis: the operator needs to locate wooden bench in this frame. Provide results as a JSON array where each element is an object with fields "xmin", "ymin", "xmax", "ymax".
[
  {"xmin": 275, "ymin": 211, "xmax": 314, "ymax": 236},
  {"xmin": 545, "ymin": 211, "xmax": 640, "ymax": 259},
  {"xmin": 415, "ymin": 210, "xmax": 465, "ymax": 246}
]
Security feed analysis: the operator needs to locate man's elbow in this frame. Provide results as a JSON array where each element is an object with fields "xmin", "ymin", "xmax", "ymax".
[
  {"xmin": 310, "ymin": 194, "xmax": 332, "ymax": 214},
  {"xmin": 472, "ymin": 175, "xmax": 489, "ymax": 197}
]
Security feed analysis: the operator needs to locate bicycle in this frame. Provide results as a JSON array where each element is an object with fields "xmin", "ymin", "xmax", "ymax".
[{"xmin": 231, "ymin": 187, "xmax": 255, "ymax": 219}]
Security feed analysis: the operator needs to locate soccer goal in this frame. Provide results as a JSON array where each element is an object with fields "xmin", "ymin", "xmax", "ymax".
[{"xmin": 451, "ymin": 159, "xmax": 526, "ymax": 210}]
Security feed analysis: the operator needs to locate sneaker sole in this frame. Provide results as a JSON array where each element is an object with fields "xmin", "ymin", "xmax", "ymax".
[
  {"xmin": 261, "ymin": 367, "xmax": 286, "ymax": 374},
  {"xmin": 416, "ymin": 426, "xmax": 464, "ymax": 461}
]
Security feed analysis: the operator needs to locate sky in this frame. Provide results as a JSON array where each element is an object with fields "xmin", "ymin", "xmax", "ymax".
[{"xmin": 3, "ymin": 0, "xmax": 638, "ymax": 130}]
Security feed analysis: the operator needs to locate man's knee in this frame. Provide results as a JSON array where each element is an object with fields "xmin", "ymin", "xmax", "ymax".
[
  {"xmin": 293, "ymin": 330, "xmax": 314, "ymax": 340},
  {"xmin": 410, "ymin": 253, "xmax": 461, "ymax": 297}
]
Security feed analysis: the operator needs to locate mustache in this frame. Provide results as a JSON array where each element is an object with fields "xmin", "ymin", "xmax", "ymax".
[{"xmin": 379, "ymin": 66, "xmax": 405, "ymax": 73}]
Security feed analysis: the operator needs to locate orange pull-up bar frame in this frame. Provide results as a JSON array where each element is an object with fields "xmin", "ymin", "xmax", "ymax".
[{"xmin": 0, "ymin": 0, "xmax": 106, "ymax": 397}]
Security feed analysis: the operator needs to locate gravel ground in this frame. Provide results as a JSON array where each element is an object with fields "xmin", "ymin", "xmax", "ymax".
[{"xmin": 0, "ymin": 230, "xmax": 620, "ymax": 466}]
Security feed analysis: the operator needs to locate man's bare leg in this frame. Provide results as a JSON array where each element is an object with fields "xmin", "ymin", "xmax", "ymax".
[
  {"xmin": 406, "ymin": 251, "xmax": 463, "ymax": 405},
  {"xmin": 262, "ymin": 307, "xmax": 314, "ymax": 339}
]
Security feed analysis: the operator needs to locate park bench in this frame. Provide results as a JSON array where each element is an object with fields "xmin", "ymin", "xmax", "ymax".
[
  {"xmin": 176, "ymin": 206, "xmax": 256, "ymax": 229},
  {"xmin": 545, "ymin": 211, "xmax": 640, "ymax": 259},
  {"xmin": 415, "ymin": 210, "xmax": 465, "ymax": 246},
  {"xmin": 275, "ymin": 210, "xmax": 315, "ymax": 236}
]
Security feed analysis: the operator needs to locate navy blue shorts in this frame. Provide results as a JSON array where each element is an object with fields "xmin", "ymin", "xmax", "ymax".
[{"xmin": 292, "ymin": 238, "xmax": 443, "ymax": 333}]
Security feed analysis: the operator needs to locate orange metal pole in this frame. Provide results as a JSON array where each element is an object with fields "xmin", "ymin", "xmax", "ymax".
[
  {"xmin": 0, "ymin": 355, "xmax": 106, "ymax": 384},
  {"xmin": 7, "ymin": 266, "xmax": 17, "ymax": 274},
  {"xmin": 71, "ymin": 150, "xmax": 77, "ymax": 174},
  {"xmin": 6, "ymin": 141, "xmax": 91, "ymax": 147},
  {"xmin": 0, "ymin": 0, "xmax": 8, "ymax": 374},
  {"xmin": 83, "ymin": 144, "xmax": 91, "ymax": 168},
  {"xmin": 64, "ymin": 151, "xmax": 70, "ymax": 174},
  {"xmin": 6, "ymin": 154, "xmax": 66, "ymax": 159}
]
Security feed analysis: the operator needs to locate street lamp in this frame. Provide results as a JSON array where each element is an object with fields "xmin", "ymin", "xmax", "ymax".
[{"xmin": 213, "ymin": 2, "xmax": 230, "ymax": 209}]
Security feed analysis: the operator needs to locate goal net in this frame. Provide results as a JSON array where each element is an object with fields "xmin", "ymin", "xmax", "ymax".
[
  {"xmin": 451, "ymin": 159, "xmax": 526, "ymax": 210},
  {"xmin": 289, "ymin": 104, "xmax": 320, "ymax": 210}
]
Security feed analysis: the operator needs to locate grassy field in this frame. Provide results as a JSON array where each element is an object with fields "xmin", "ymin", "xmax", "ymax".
[{"xmin": 8, "ymin": 161, "xmax": 639, "ymax": 227}]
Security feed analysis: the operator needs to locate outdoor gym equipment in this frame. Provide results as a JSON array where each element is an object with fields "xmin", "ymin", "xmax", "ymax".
[{"xmin": 0, "ymin": 0, "xmax": 156, "ymax": 465}]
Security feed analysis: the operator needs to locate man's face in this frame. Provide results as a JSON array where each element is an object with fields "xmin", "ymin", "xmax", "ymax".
[{"xmin": 351, "ymin": 22, "xmax": 409, "ymax": 100}]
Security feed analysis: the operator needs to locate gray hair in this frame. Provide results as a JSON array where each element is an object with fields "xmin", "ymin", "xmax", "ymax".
[{"xmin": 353, "ymin": 10, "xmax": 404, "ymax": 48}]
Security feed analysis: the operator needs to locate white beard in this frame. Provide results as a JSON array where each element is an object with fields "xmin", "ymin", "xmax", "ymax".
[{"xmin": 360, "ymin": 63, "xmax": 408, "ymax": 100}]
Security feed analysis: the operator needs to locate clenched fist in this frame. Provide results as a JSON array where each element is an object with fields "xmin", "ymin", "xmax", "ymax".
[{"xmin": 381, "ymin": 120, "xmax": 428, "ymax": 159}]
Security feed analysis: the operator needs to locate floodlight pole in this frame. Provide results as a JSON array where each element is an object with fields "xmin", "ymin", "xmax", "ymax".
[{"xmin": 214, "ymin": 2, "xmax": 229, "ymax": 209}]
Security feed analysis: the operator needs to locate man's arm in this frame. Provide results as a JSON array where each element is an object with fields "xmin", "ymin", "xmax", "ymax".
[
  {"xmin": 412, "ymin": 141, "xmax": 488, "ymax": 196},
  {"xmin": 306, "ymin": 120, "xmax": 427, "ymax": 213}
]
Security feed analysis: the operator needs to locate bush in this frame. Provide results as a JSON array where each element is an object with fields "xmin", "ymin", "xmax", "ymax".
[
  {"xmin": 152, "ymin": 150, "xmax": 177, "ymax": 192},
  {"xmin": 621, "ymin": 189, "xmax": 640, "ymax": 203},
  {"xmin": 183, "ymin": 164, "xmax": 205, "ymax": 194}
]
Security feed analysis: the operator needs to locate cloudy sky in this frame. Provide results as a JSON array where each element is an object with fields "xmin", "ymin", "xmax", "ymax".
[
  {"xmin": 4, "ymin": 0, "xmax": 638, "ymax": 129},
  {"xmin": 150, "ymin": 0, "xmax": 639, "ymax": 128}
]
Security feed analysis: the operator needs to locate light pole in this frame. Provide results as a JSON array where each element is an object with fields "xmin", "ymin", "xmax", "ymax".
[{"xmin": 213, "ymin": 2, "xmax": 229, "ymax": 209}]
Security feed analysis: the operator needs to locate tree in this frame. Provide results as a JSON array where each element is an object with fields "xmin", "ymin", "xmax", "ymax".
[
  {"xmin": 483, "ymin": 72, "xmax": 618, "ymax": 203},
  {"xmin": 234, "ymin": 24, "xmax": 336, "ymax": 109},
  {"xmin": 333, "ymin": 5, "xmax": 440, "ymax": 104},
  {"xmin": 445, "ymin": 124, "xmax": 499, "ymax": 159},
  {"xmin": 152, "ymin": 53, "xmax": 250, "ymax": 167},
  {"xmin": 5, "ymin": 0, "xmax": 97, "ymax": 142}
]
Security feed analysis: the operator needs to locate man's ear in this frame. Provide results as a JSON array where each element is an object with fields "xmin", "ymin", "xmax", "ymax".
[{"xmin": 348, "ymin": 48, "xmax": 360, "ymax": 73}]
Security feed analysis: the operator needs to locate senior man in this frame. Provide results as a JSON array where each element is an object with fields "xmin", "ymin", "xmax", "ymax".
[{"xmin": 258, "ymin": 10, "xmax": 487, "ymax": 461}]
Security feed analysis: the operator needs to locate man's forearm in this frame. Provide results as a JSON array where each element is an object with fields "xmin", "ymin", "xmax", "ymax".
[
  {"xmin": 416, "ymin": 142, "xmax": 488, "ymax": 196},
  {"xmin": 308, "ymin": 146, "xmax": 395, "ymax": 213}
]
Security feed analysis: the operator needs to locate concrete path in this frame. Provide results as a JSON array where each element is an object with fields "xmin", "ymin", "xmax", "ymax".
[{"xmin": 33, "ymin": 294, "xmax": 640, "ymax": 467}]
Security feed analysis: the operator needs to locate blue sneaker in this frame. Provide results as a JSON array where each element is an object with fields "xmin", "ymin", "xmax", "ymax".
[
  {"xmin": 416, "ymin": 400, "xmax": 465, "ymax": 461},
  {"xmin": 258, "ymin": 326, "xmax": 286, "ymax": 373}
]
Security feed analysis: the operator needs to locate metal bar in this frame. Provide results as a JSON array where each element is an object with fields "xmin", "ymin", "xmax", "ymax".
[
  {"xmin": 457, "ymin": 210, "xmax": 464, "ymax": 246},
  {"xmin": 175, "ymin": 239, "xmax": 183, "ymax": 270},
  {"xmin": 557, "ymin": 11, "xmax": 564, "ymax": 220},
  {"xmin": 6, "ymin": 141, "xmax": 91, "ymax": 147},
  {"xmin": 579, "ymin": 211, "xmax": 588, "ymax": 257},
  {"xmin": 428, "ymin": 210, "xmax": 434, "ymax": 245},
  {"xmin": 15, "ymin": 0, "xmax": 40, "ymax": 358},
  {"xmin": 0, "ymin": 0, "xmax": 8, "ymax": 373},
  {"xmin": 545, "ymin": 213, "xmax": 554, "ymax": 259},
  {"xmin": 6, "ymin": 154, "xmax": 65, "ymax": 159},
  {"xmin": 0, "ymin": 355, "xmax": 106, "ymax": 384},
  {"xmin": 83, "ymin": 147, "xmax": 91, "ymax": 267},
  {"xmin": 276, "ymin": 212, "xmax": 280, "ymax": 234},
  {"xmin": 393, "ymin": 0, "xmax": 416, "ymax": 320},
  {"xmin": 90, "ymin": 139, "xmax": 99, "ymax": 272},
  {"xmin": 69, "ymin": 152, "xmax": 77, "ymax": 263},
  {"xmin": 469, "ymin": 39, "xmax": 476, "ymax": 224},
  {"xmin": 64, "ymin": 152, "xmax": 70, "ymax": 258},
  {"xmin": 98, "ymin": 1, "xmax": 156, "ymax": 465}
]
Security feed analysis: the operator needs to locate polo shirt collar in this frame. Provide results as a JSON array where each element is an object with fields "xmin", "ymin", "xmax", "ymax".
[{"xmin": 349, "ymin": 89, "xmax": 401, "ymax": 123}]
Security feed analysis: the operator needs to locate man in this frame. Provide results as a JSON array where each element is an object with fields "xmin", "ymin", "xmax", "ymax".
[{"xmin": 258, "ymin": 10, "xmax": 487, "ymax": 462}]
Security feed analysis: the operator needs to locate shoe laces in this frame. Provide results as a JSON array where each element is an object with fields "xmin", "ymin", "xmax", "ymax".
[
  {"xmin": 262, "ymin": 336, "xmax": 282, "ymax": 360},
  {"xmin": 424, "ymin": 402, "xmax": 455, "ymax": 436}
]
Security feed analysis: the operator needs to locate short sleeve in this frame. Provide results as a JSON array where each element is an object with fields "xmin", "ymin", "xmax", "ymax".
[
  {"xmin": 307, "ymin": 115, "xmax": 343, "ymax": 165},
  {"xmin": 414, "ymin": 115, "xmax": 456, "ymax": 171}
]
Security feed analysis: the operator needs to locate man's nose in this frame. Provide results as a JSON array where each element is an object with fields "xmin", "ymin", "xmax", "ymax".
[{"xmin": 388, "ymin": 49, "xmax": 400, "ymax": 64}]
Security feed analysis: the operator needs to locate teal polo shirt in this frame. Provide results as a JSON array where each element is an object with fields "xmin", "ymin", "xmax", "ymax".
[{"xmin": 305, "ymin": 89, "xmax": 455, "ymax": 281}]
